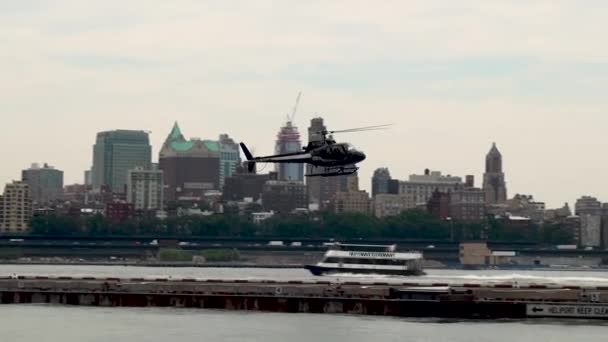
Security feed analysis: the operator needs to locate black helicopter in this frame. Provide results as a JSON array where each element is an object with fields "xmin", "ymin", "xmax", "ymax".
[{"xmin": 239, "ymin": 124, "xmax": 390, "ymax": 177}]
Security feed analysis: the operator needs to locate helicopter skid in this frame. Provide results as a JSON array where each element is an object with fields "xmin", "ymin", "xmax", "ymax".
[{"xmin": 305, "ymin": 166, "xmax": 359, "ymax": 177}]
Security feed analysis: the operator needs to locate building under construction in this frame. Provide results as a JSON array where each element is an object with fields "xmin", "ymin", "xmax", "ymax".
[
  {"xmin": 275, "ymin": 93, "xmax": 304, "ymax": 182},
  {"xmin": 275, "ymin": 121, "xmax": 304, "ymax": 181}
]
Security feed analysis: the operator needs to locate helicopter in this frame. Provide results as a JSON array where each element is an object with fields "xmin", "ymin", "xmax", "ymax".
[{"xmin": 239, "ymin": 124, "xmax": 391, "ymax": 177}]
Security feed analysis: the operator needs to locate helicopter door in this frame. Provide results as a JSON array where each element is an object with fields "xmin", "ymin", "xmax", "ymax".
[
  {"xmin": 335, "ymin": 145, "xmax": 347, "ymax": 159},
  {"xmin": 330, "ymin": 146, "xmax": 341, "ymax": 157},
  {"xmin": 323, "ymin": 146, "xmax": 339, "ymax": 159}
]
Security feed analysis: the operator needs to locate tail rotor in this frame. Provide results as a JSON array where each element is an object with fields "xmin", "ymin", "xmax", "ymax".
[{"xmin": 239, "ymin": 143, "xmax": 256, "ymax": 172}]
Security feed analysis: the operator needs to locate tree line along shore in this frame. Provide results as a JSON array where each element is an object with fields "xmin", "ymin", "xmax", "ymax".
[{"xmin": 28, "ymin": 209, "xmax": 573, "ymax": 245}]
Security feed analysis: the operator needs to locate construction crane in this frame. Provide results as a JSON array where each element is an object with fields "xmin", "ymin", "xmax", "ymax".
[{"xmin": 287, "ymin": 91, "xmax": 302, "ymax": 123}]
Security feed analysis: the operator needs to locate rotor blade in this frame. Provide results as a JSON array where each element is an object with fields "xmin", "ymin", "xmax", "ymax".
[
  {"xmin": 327, "ymin": 124, "xmax": 394, "ymax": 134},
  {"xmin": 332, "ymin": 127, "xmax": 391, "ymax": 133}
]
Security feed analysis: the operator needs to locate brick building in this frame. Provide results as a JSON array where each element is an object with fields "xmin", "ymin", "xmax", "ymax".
[{"xmin": 262, "ymin": 181, "xmax": 307, "ymax": 214}]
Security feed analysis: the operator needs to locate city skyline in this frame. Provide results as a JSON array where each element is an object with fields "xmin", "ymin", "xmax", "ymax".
[
  {"xmin": 0, "ymin": 117, "xmax": 593, "ymax": 209},
  {"xmin": 4, "ymin": 1, "xmax": 608, "ymax": 207}
]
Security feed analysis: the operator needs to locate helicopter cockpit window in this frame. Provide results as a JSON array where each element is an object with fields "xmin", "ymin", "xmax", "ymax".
[
  {"xmin": 345, "ymin": 143, "xmax": 357, "ymax": 152},
  {"xmin": 331, "ymin": 146, "xmax": 342, "ymax": 156},
  {"xmin": 323, "ymin": 145, "xmax": 346, "ymax": 158}
]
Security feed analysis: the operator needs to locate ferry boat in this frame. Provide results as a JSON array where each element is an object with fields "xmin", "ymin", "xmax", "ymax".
[{"xmin": 305, "ymin": 243, "xmax": 425, "ymax": 276}]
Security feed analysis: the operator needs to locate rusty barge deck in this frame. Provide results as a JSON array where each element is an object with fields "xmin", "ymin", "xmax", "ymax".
[{"xmin": 2, "ymin": 276, "xmax": 608, "ymax": 319}]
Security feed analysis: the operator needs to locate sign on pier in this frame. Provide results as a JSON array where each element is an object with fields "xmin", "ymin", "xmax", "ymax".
[{"xmin": 527, "ymin": 304, "xmax": 608, "ymax": 318}]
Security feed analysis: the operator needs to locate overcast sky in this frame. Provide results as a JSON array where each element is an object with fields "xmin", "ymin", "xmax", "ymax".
[{"xmin": 2, "ymin": 0, "xmax": 608, "ymax": 207}]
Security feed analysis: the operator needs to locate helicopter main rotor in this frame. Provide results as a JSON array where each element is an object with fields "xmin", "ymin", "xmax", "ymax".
[{"xmin": 316, "ymin": 123, "xmax": 393, "ymax": 136}]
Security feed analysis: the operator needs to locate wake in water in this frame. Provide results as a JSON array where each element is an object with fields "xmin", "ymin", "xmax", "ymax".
[
  {"xmin": 423, "ymin": 270, "xmax": 608, "ymax": 286},
  {"xmin": 3, "ymin": 265, "xmax": 608, "ymax": 286},
  {"xmin": 317, "ymin": 270, "xmax": 608, "ymax": 286}
]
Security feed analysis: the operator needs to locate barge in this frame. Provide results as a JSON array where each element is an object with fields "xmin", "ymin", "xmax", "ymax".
[{"xmin": 3, "ymin": 276, "xmax": 608, "ymax": 319}]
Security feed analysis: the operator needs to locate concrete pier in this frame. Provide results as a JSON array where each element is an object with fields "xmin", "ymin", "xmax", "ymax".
[{"xmin": 2, "ymin": 276, "xmax": 608, "ymax": 319}]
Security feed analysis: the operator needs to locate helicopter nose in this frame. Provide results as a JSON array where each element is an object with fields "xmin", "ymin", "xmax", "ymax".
[{"xmin": 355, "ymin": 151, "xmax": 366, "ymax": 162}]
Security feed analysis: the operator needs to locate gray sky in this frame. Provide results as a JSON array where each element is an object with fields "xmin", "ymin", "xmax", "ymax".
[{"xmin": 2, "ymin": 0, "xmax": 608, "ymax": 208}]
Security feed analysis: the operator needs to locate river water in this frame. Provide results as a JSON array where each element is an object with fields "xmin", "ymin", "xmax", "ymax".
[
  {"xmin": 2, "ymin": 264, "xmax": 608, "ymax": 287},
  {"xmin": 2, "ymin": 305, "xmax": 607, "ymax": 341},
  {"xmin": 2, "ymin": 265, "xmax": 608, "ymax": 340}
]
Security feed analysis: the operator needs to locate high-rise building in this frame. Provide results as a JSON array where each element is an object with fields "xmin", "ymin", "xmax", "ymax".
[
  {"xmin": 388, "ymin": 179, "xmax": 400, "ymax": 194},
  {"xmin": 63, "ymin": 184, "xmax": 90, "ymax": 206},
  {"xmin": 372, "ymin": 168, "xmax": 393, "ymax": 197},
  {"xmin": 262, "ymin": 180, "xmax": 308, "ymax": 214},
  {"xmin": 398, "ymin": 169, "xmax": 462, "ymax": 206},
  {"xmin": 0, "ymin": 181, "xmax": 33, "ymax": 232},
  {"xmin": 319, "ymin": 175, "xmax": 356, "ymax": 210},
  {"xmin": 580, "ymin": 214, "xmax": 601, "ymax": 248},
  {"xmin": 223, "ymin": 165, "xmax": 277, "ymax": 202},
  {"xmin": 465, "ymin": 175, "xmax": 475, "ymax": 188},
  {"xmin": 502, "ymin": 194, "xmax": 545, "ymax": 222},
  {"xmin": 127, "ymin": 167, "xmax": 164, "ymax": 210},
  {"xmin": 218, "ymin": 134, "xmax": 241, "ymax": 189},
  {"xmin": 21, "ymin": 163, "xmax": 64, "ymax": 207},
  {"xmin": 544, "ymin": 203, "xmax": 572, "ymax": 222},
  {"xmin": 333, "ymin": 190, "xmax": 371, "ymax": 214},
  {"xmin": 92, "ymin": 130, "xmax": 152, "ymax": 193},
  {"xmin": 601, "ymin": 204, "xmax": 608, "ymax": 249},
  {"xmin": 275, "ymin": 120, "xmax": 304, "ymax": 181},
  {"xmin": 427, "ymin": 190, "xmax": 450, "ymax": 220},
  {"xmin": 424, "ymin": 176, "xmax": 486, "ymax": 222},
  {"xmin": 84, "ymin": 169, "xmax": 92, "ymax": 186},
  {"xmin": 575, "ymin": 196, "xmax": 602, "ymax": 216},
  {"xmin": 306, "ymin": 117, "xmax": 326, "ymax": 205},
  {"xmin": 449, "ymin": 180, "xmax": 486, "ymax": 222},
  {"xmin": 328, "ymin": 174, "xmax": 371, "ymax": 214},
  {"xmin": 574, "ymin": 196, "xmax": 603, "ymax": 248},
  {"xmin": 304, "ymin": 117, "xmax": 356, "ymax": 210},
  {"xmin": 483, "ymin": 143, "xmax": 507, "ymax": 204},
  {"xmin": 563, "ymin": 216, "xmax": 581, "ymax": 245},
  {"xmin": 373, "ymin": 194, "xmax": 415, "ymax": 218},
  {"xmin": 159, "ymin": 122, "xmax": 220, "ymax": 202}
]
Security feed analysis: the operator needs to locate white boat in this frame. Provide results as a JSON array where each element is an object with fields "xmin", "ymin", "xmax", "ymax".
[{"xmin": 305, "ymin": 243, "xmax": 425, "ymax": 276}]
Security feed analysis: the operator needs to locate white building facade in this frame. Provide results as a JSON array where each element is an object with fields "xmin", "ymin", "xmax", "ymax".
[
  {"xmin": 398, "ymin": 170, "xmax": 462, "ymax": 207},
  {"xmin": 580, "ymin": 214, "xmax": 601, "ymax": 248},
  {"xmin": 127, "ymin": 168, "xmax": 164, "ymax": 210},
  {"xmin": 0, "ymin": 181, "xmax": 33, "ymax": 232},
  {"xmin": 373, "ymin": 194, "xmax": 416, "ymax": 218}
]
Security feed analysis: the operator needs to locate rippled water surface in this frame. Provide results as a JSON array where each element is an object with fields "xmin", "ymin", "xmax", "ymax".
[
  {"xmin": 2, "ymin": 265, "xmax": 608, "ymax": 340},
  {"xmin": 2, "ymin": 305, "xmax": 608, "ymax": 342},
  {"xmin": 2, "ymin": 264, "xmax": 608, "ymax": 286}
]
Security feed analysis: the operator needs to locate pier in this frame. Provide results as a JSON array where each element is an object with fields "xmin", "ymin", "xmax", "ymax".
[{"xmin": 3, "ymin": 276, "xmax": 608, "ymax": 319}]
